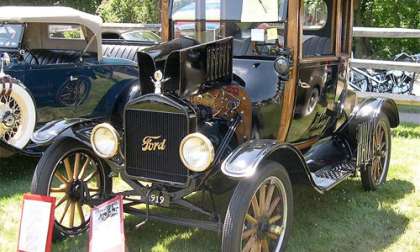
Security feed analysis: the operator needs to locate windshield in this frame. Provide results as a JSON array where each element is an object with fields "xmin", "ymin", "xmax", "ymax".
[
  {"xmin": 0, "ymin": 24, "xmax": 23, "ymax": 48},
  {"xmin": 171, "ymin": 0, "xmax": 287, "ymax": 57}
]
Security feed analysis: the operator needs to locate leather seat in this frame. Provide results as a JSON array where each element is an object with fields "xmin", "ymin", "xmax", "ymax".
[
  {"xmin": 24, "ymin": 50, "xmax": 80, "ymax": 65},
  {"xmin": 102, "ymin": 44, "xmax": 148, "ymax": 62}
]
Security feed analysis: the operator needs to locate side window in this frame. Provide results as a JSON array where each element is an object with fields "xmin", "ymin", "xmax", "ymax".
[
  {"xmin": 48, "ymin": 24, "xmax": 84, "ymax": 40},
  {"xmin": 302, "ymin": 0, "xmax": 335, "ymax": 57}
]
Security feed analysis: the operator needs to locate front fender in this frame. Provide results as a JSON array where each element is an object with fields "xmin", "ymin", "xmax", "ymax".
[
  {"xmin": 221, "ymin": 140, "xmax": 322, "ymax": 193},
  {"xmin": 31, "ymin": 118, "xmax": 97, "ymax": 146}
]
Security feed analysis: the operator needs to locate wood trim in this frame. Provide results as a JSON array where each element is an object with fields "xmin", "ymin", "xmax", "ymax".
[
  {"xmin": 300, "ymin": 56, "xmax": 340, "ymax": 64},
  {"xmin": 335, "ymin": 0, "xmax": 342, "ymax": 56},
  {"xmin": 277, "ymin": 0, "xmax": 300, "ymax": 142},
  {"xmin": 348, "ymin": 0, "xmax": 354, "ymax": 56},
  {"xmin": 161, "ymin": 0, "xmax": 170, "ymax": 42}
]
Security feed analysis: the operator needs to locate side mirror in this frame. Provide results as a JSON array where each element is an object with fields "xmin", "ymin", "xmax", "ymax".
[{"xmin": 274, "ymin": 49, "xmax": 292, "ymax": 81}]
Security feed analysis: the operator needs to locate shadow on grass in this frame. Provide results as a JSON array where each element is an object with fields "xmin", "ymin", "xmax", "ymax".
[
  {"xmin": 0, "ymin": 155, "xmax": 38, "ymax": 196},
  {"xmin": 288, "ymin": 178, "xmax": 414, "ymax": 252}
]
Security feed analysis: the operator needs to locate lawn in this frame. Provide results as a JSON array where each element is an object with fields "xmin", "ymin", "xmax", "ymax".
[{"xmin": 0, "ymin": 125, "xmax": 419, "ymax": 252}]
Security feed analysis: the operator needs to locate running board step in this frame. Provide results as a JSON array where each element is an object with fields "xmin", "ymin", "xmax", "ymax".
[{"xmin": 310, "ymin": 161, "xmax": 356, "ymax": 191}]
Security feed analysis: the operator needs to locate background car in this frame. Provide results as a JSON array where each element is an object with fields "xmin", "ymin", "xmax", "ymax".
[{"xmin": 0, "ymin": 6, "xmax": 146, "ymax": 158}]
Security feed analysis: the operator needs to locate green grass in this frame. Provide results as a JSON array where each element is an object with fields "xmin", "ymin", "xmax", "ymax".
[
  {"xmin": 397, "ymin": 105, "xmax": 420, "ymax": 114},
  {"xmin": 392, "ymin": 123, "xmax": 420, "ymax": 139},
  {"xmin": 1, "ymin": 130, "xmax": 420, "ymax": 251}
]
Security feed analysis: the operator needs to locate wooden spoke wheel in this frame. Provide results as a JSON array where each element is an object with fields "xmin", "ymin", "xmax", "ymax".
[
  {"xmin": 241, "ymin": 177, "xmax": 288, "ymax": 252},
  {"xmin": 31, "ymin": 139, "xmax": 112, "ymax": 239},
  {"xmin": 361, "ymin": 113, "xmax": 391, "ymax": 191},
  {"xmin": 222, "ymin": 162, "xmax": 293, "ymax": 252}
]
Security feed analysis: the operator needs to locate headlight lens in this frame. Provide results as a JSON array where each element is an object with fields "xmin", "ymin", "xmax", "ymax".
[
  {"xmin": 179, "ymin": 133, "xmax": 215, "ymax": 172},
  {"xmin": 90, "ymin": 123, "xmax": 119, "ymax": 159}
]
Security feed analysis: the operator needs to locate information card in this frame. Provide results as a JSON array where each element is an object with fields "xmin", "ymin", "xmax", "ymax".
[
  {"xmin": 89, "ymin": 195, "xmax": 125, "ymax": 252},
  {"xmin": 17, "ymin": 194, "xmax": 55, "ymax": 252}
]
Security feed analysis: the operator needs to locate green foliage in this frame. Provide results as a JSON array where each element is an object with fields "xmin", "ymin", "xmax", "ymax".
[
  {"xmin": 97, "ymin": 0, "xmax": 160, "ymax": 23},
  {"xmin": 0, "ymin": 0, "xmax": 102, "ymax": 13},
  {"xmin": 354, "ymin": 0, "xmax": 420, "ymax": 59},
  {"xmin": 392, "ymin": 123, "xmax": 420, "ymax": 139}
]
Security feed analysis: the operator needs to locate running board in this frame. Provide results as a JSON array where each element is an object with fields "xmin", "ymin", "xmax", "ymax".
[{"xmin": 310, "ymin": 161, "xmax": 356, "ymax": 191}]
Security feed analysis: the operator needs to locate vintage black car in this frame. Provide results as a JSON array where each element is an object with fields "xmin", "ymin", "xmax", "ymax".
[
  {"xmin": 31, "ymin": 0, "xmax": 399, "ymax": 251},
  {"xmin": 0, "ymin": 6, "xmax": 145, "ymax": 158}
]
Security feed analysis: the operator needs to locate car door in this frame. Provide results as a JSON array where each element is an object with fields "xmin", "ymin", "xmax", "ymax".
[{"xmin": 286, "ymin": 0, "xmax": 340, "ymax": 143}]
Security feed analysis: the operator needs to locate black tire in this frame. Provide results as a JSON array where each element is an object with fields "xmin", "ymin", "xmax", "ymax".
[
  {"xmin": 31, "ymin": 138, "xmax": 112, "ymax": 240},
  {"xmin": 361, "ymin": 113, "xmax": 391, "ymax": 191},
  {"xmin": 222, "ymin": 161, "xmax": 293, "ymax": 252}
]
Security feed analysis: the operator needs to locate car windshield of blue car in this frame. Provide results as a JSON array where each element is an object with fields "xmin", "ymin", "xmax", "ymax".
[
  {"xmin": 0, "ymin": 24, "xmax": 23, "ymax": 48},
  {"xmin": 172, "ymin": 0, "xmax": 287, "ymax": 56}
]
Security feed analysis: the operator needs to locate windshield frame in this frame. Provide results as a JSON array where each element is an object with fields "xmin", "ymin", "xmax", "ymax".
[{"xmin": 0, "ymin": 23, "xmax": 24, "ymax": 50}]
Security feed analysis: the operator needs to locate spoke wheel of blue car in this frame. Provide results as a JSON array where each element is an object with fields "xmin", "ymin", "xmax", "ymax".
[
  {"xmin": 361, "ymin": 113, "xmax": 391, "ymax": 191},
  {"xmin": 222, "ymin": 162, "xmax": 293, "ymax": 252},
  {"xmin": 31, "ymin": 138, "xmax": 112, "ymax": 239},
  {"xmin": 0, "ymin": 76, "xmax": 36, "ymax": 149}
]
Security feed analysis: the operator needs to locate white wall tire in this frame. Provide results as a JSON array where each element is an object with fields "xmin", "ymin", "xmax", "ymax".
[{"xmin": 0, "ymin": 76, "xmax": 36, "ymax": 149}]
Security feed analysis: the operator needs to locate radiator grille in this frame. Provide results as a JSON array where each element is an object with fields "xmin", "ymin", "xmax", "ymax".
[{"xmin": 125, "ymin": 109, "xmax": 189, "ymax": 184}]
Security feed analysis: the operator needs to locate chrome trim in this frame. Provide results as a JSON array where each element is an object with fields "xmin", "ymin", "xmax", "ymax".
[{"xmin": 90, "ymin": 122, "xmax": 120, "ymax": 159}]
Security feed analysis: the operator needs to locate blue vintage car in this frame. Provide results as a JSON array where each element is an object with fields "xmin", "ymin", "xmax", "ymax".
[{"xmin": 0, "ymin": 6, "xmax": 147, "ymax": 158}]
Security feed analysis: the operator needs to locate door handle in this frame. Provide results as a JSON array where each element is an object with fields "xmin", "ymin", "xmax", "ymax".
[{"xmin": 299, "ymin": 81, "xmax": 311, "ymax": 89}]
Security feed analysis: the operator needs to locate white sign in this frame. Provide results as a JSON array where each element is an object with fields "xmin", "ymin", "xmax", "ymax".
[
  {"xmin": 251, "ymin": 29, "xmax": 265, "ymax": 42},
  {"xmin": 18, "ymin": 194, "xmax": 55, "ymax": 252},
  {"xmin": 89, "ymin": 196, "xmax": 125, "ymax": 252}
]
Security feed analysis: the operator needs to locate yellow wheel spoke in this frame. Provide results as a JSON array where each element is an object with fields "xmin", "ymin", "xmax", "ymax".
[
  {"xmin": 251, "ymin": 196, "xmax": 260, "ymax": 218},
  {"xmin": 59, "ymin": 200, "xmax": 71, "ymax": 224},
  {"xmin": 78, "ymin": 157, "xmax": 91, "ymax": 180},
  {"xmin": 50, "ymin": 186, "xmax": 67, "ymax": 193},
  {"xmin": 84, "ymin": 170, "xmax": 98, "ymax": 182},
  {"xmin": 64, "ymin": 158, "xmax": 73, "ymax": 182},
  {"xmin": 73, "ymin": 153, "xmax": 81, "ymax": 180},
  {"xmin": 259, "ymin": 184, "xmax": 267, "ymax": 215},
  {"xmin": 88, "ymin": 187, "xmax": 100, "ymax": 192},
  {"xmin": 54, "ymin": 171, "xmax": 68, "ymax": 184},
  {"xmin": 242, "ymin": 235, "xmax": 256, "ymax": 252},
  {"xmin": 252, "ymin": 239, "xmax": 261, "ymax": 252},
  {"xmin": 261, "ymin": 239, "xmax": 269, "ymax": 252},
  {"xmin": 56, "ymin": 195, "xmax": 68, "ymax": 208},
  {"xmin": 267, "ymin": 196, "xmax": 280, "ymax": 217},
  {"xmin": 69, "ymin": 201, "xmax": 75, "ymax": 228},
  {"xmin": 265, "ymin": 185, "xmax": 275, "ymax": 214},
  {"xmin": 242, "ymin": 227, "xmax": 257, "ymax": 240},
  {"xmin": 76, "ymin": 202, "xmax": 85, "ymax": 225},
  {"xmin": 267, "ymin": 233, "xmax": 278, "ymax": 240},
  {"xmin": 245, "ymin": 214, "xmax": 258, "ymax": 225},
  {"xmin": 268, "ymin": 215, "xmax": 282, "ymax": 224}
]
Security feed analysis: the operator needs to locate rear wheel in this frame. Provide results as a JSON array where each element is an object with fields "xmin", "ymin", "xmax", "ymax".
[
  {"xmin": 222, "ymin": 162, "xmax": 293, "ymax": 252},
  {"xmin": 31, "ymin": 139, "xmax": 112, "ymax": 239},
  {"xmin": 361, "ymin": 113, "xmax": 391, "ymax": 191}
]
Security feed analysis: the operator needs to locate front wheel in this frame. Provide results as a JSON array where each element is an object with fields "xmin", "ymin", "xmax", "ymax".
[
  {"xmin": 31, "ymin": 138, "xmax": 112, "ymax": 239},
  {"xmin": 222, "ymin": 161, "xmax": 293, "ymax": 252}
]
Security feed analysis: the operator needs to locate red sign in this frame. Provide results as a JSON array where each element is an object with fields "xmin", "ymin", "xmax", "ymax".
[
  {"xmin": 17, "ymin": 193, "xmax": 56, "ymax": 252},
  {"xmin": 89, "ymin": 195, "xmax": 125, "ymax": 252}
]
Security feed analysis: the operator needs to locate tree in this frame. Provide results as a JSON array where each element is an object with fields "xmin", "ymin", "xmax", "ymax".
[{"xmin": 97, "ymin": 0, "xmax": 159, "ymax": 23}]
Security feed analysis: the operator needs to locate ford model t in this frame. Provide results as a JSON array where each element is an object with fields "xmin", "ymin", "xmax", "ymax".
[{"xmin": 31, "ymin": 0, "xmax": 399, "ymax": 251}]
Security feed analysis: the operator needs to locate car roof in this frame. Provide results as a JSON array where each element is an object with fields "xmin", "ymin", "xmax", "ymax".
[{"xmin": 0, "ymin": 6, "xmax": 102, "ymax": 37}]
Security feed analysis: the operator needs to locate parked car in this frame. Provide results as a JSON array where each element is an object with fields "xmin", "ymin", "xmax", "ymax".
[
  {"xmin": 102, "ymin": 23, "xmax": 161, "ymax": 43},
  {"xmin": 0, "ymin": 6, "xmax": 145, "ymax": 158},
  {"xmin": 31, "ymin": 0, "xmax": 399, "ymax": 251}
]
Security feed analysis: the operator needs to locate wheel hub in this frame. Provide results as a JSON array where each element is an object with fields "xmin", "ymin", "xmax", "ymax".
[{"xmin": 68, "ymin": 180, "xmax": 84, "ymax": 200}]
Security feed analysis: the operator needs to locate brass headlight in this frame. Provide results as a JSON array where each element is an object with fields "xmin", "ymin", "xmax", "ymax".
[
  {"xmin": 90, "ymin": 123, "xmax": 119, "ymax": 159},
  {"xmin": 179, "ymin": 133, "xmax": 215, "ymax": 172}
]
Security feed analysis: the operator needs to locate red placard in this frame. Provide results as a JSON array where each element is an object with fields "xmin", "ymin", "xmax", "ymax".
[
  {"xmin": 89, "ymin": 195, "xmax": 125, "ymax": 252},
  {"xmin": 17, "ymin": 193, "xmax": 56, "ymax": 252}
]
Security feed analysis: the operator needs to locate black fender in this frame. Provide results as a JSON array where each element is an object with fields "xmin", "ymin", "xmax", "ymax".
[
  {"xmin": 221, "ymin": 139, "xmax": 323, "ymax": 193},
  {"xmin": 338, "ymin": 97, "xmax": 399, "ymax": 147}
]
